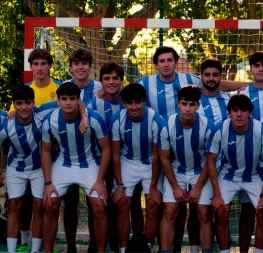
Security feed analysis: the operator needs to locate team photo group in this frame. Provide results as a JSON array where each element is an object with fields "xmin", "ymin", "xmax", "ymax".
[{"xmin": 1, "ymin": 45, "xmax": 263, "ymax": 253}]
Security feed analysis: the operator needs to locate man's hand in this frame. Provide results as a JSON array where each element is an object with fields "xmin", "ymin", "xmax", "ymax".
[
  {"xmin": 147, "ymin": 187, "xmax": 162, "ymax": 204},
  {"xmin": 187, "ymin": 186, "xmax": 202, "ymax": 205},
  {"xmin": 173, "ymin": 186, "xmax": 187, "ymax": 203},
  {"xmin": 112, "ymin": 188, "xmax": 128, "ymax": 204},
  {"xmin": 43, "ymin": 184, "xmax": 59, "ymax": 207},
  {"xmin": 97, "ymin": 88, "xmax": 107, "ymax": 100},
  {"xmin": 0, "ymin": 172, "xmax": 5, "ymax": 186},
  {"xmin": 256, "ymin": 197, "xmax": 263, "ymax": 213},
  {"xmin": 211, "ymin": 195, "xmax": 228, "ymax": 212},
  {"xmin": 79, "ymin": 115, "xmax": 89, "ymax": 135},
  {"xmin": 7, "ymin": 111, "xmax": 16, "ymax": 120},
  {"xmin": 89, "ymin": 181, "xmax": 108, "ymax": 205}
]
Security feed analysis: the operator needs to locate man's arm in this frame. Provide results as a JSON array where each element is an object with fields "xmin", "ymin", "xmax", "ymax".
[
  {"xmin": 158, "ymin": 148, "xmax": 186, "ymax": 203},
  {"xmin": 41, "ymin": 140, "xmax": 59, "ymax": 206},
  {"xmin": 147, "ymin": 143, "xmax": 162, "ymax": 204},
  {"xmin": 78, "ymin": 100, "xmax": 89, "ymax": 134},
  {"xmin": 89, "ymin": 134, "xmax": 111, "ymax": 205},
  {"xmin": 219, "ymin": 80, "xmax": 250, "ymax": 92}
]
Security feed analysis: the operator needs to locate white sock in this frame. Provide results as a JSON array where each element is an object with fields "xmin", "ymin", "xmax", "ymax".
[
  {"xmin": 220, "ymin": 250, "xmax": 230, "ymax": 253},
  {"xmin": 31, "ymin": 237, "xmax": 42, "ymax": 253},
  {"xmin": 255, "ymin": 248, "xmax": 263, "ymax": 253},
  {"xmin": 7, "ymin": 238, "xmax": 18, "ymax": 253},
  {"xmin": 20, "ymin": 230, "xmax": 30, "ymax": 245},
  {"xmin": 120, "ymin": 247, "xmax": 126, "ymax": 253},
  {"xmin": 190, "ymin": 245, "xmax": 199, "ymax": 253}
]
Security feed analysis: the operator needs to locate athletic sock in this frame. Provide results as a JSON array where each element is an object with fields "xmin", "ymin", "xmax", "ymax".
[
  {"xmin": 202, "ymin": 248, "xmax": 212, "ymax": 253},
  {"xmin": 220, "ymin": 250, "xmax": 230, "ymax": 253},
  {"xmin": 7, "ymin": 238, "xmax": 18, "ymax": 253},
  {"xmin": 190, "ymin": 245, "xmax": 199, "ymax": 253},
  {"xmin": 255, "ymin": 248, "xmax": 263, "ymax": 253},
  {"xmin": 120, "ymin": 247, "xmax": 126, "ymax": 253},
  {"xmin": 67, "ymin": 242, "xmax": 77, "ymax": 253},
  {"xmin": 20, "ymin": 230, "xmax": 30, "ymax": 245},
  {"xmin": 31, "ymin": 237, "xmax": 42, "ymax": 253}
]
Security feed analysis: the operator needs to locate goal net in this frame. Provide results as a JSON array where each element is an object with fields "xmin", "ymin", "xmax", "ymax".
[{"xmin": 25, "ymin": 17, "xmax": 262, "ymax": 246}]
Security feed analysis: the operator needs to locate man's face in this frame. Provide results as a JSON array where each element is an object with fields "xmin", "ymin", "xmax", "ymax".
[
  {"xmin": 58, "ymin": 95, "xmax": 80, "ymax": 114},
  {"xmin": 101, "ymin": 71, "xmax": 122, "ymax": 96},
  {"xmin": 14, "ymin": 99, "xmax": 35, "ymax": 122},
  {"xmin": 155, "ymin": 52, "xmax": 177, "ymax": 79},
  {"xmin": 177, "ymin": 99, "xmax": 200, "ymax": 121},
  {"xmin": 250, "ymin": 61, "xmax": 263, "ymax": 83},
  {"xmin": 201, "ymin": 67, "xmax": 221, "ymax": 91},
  {"xmin": 70, "ymin": 60, "xmax": 91, "ymax": 82},
  {"xmin": 228, "ymin": 107, "xmax": 251, "ymax": 129},
  {"xmin": 123, "ymin": 99, "xmax": 146, "ymax": 122},
  {"xmin": 30, "ymin": 59, "xmax": 51, "ymax": 80}
]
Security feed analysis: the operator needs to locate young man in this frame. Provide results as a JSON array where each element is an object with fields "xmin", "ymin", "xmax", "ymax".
[
  {"xmin": 206, "ymin": 94, "xmax": 263, "ymax": 253},
  {"xmin": 41, "ymin": 82, "xmax": 111, "ymax": 253},
  {"xmin": 109, "ymin": 83, "xmax": 163, "ymax": 253},
  {"xmin": 0, "ymin": 85, "xmax": 59, "ymax": 253},
  {"xmin": 158, "ymin": 85, "xmax": 214, "ymax": 253}
]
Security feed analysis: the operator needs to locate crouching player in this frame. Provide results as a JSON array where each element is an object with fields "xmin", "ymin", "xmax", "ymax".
[
  {"xmin": 158, "ymin": 85, "xmax": 214, "ymax": 253},
  {"xmin": 207, "ymin": 94, "xmax": 263, "ymax": 253},
  {"xmin": 41, "ymin": 82, "xmax": 111, "ymax": 252},
  {"xmin": 109, "ymin": 83, "xmax": 163, "ymax": 253}
]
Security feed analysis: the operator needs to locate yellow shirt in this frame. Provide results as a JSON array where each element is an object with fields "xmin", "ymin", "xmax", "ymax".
[{"xmin": 9, "ymin": 79, "xmax": 61, "ymax": 112}]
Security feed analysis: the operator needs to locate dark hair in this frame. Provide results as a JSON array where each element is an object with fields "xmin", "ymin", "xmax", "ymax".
[
  {"xmin": 201, "ymin": 58, "xmax": 222, "ymax": 74},
  {"xmin": 120, "ymin": 83, "xmax": 146, "ymax": 102},
  {"xmin": 153, "ymin": 46, "xmax": 180, "ymax": 64},
  {"xmin": 99, "ymin": 63, "xmax": 124, "ymax": 82},
  {"xmin": 12, "ymin": 85, "xmax": 34, "ymax": 102},
  {"xmin": 178, "ymin": 85, "xmax": 201, "ymax": 102},
  {"xmin": 249, "ymin": 51, "xmax": 263, "ymax": 66},
  {"xmin": 68, "ymin": 49, "xmax": 93, "ymax": 66},
  {"xmin": 56, "ymin": 82, "xmax": 81, "ymax": 99},
  {"xmin": 28, "ymin": 49, "xmax": 53, "ymax": 65},
  {"xmin": 227, "ymin": 94, "xmax": 254, "ymax": 112}
]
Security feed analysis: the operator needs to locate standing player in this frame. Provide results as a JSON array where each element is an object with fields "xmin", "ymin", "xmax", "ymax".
[
  {"xmin": 1, "ymin": 85, "xmax": 59, "ymax": 253},
  {"xmin": 41, "ymin": 82, "xmax": 111, "ymax": 253},
  {"xmin": 109, "ymin": 83, "xmax": 163, "ymax": 253},
  {"xmin": 206, "ymin": 94, "xmax": 263, "ymax": 253},
  {"xmin": 158, "ymin": 86, "xmax": 214, "ymax": 253}
]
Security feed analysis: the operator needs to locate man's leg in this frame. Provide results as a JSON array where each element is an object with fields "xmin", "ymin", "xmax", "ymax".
[
  {"xmin": 88, "ymin": 197, "xmax": 108, "ymax": 253},
  {"xmin": 130, "ymin": 183, "xmax": 144, "ymax": 235},
  {"xmin": 7, "ymin": 197, "xmax": 23, "ymax": 253},
  {"xmin": 63, "ymin": 186, "xmax": 79, "ymax": 253},
  {"xmin": 214, "ymin": 204, "xmax": 231, "ymax": 251},
  {"xmin": 196, "ymin": 205, "xmax": 213, "ymax": 251},
  {"xmin": 255, "ymin": 207, "xmax": 263, "ymax": 251},
  {"xmin": 239, "ymin": 202, "xmax": 255, "ymax": 252},
  {"xmin": 187, "ymin": 204, "xmax": 200, "ymax": 253},
  {"xmin": 160, "ymin": 203, "xmax": 181, "ymax": 250},
  {"xmin": 145, "ymin": 197, "xmax": 161, "ymax": 244},
  {"xmin": 31, "ymin": 197, "xmax": 43, "ymax": 253},
  {"xmin": 42, "ymin": 196, "xmax": 63, "ymax": 252}
]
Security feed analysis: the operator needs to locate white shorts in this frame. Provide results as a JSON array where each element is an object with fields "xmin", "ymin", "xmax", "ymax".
[
  {"xmin": 51, "ymin": 163, "xmax": 102, "ymax": 198},
  {"xmin": 163, "ymin": 172, "xmax": 213, "ymax": 205},
  {"xmin": 6, "ymin": 168, "xmax": 44, "ymax": 199},
  {"xmin": 218, "ymin": 174, "xmax": 261, "ymax": 208},
  {"xmin": 112, "ymin": 158, "xmax": 163, "ymax": 197}
]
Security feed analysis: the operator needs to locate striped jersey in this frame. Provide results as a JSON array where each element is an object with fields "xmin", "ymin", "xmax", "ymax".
[
  {"xmin": 109, "ymin": 107, "xmax": 163, "ymax": 165},
  {"xmin": 239, "ymin": 84, "xmax": 263, "ymax": 122},
  {"xmin": 206, "ymin": 118, "xmax": 263, "ymax": 182},
  {"xmin": 198, "ymin": 91, "xmax": 230, "ymax": 125},
  {"xmin": 138, "ymin": 73, "xmax": 201, "ymax": 118},
  {"xmin": 42, "ymin": 107, "xmax": 108, "ymax": 169},
  {"xmin": 0, "ymin": 101, "xmax": 58, "ymax": 172},
  {"xmin": 158, "ymin": 112, "xmax": 214, "ymax": 175},
  {"xmin": 67, "ymin": 79, "xmax": 102, "ymax": 104},
  {"xmin": 87, "ymin": 97, "xmax": 125, "ymax": 126}
]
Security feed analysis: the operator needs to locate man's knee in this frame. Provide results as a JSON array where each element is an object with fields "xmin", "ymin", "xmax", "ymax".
[{"xmin": 146, "ymin": 199, "xmax": 160, "ymax": 216}]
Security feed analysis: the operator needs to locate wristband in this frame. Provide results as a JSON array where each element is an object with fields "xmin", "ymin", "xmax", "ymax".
[
  {"xmin": 116, "ymin": 184, "xmax": 126, "ymax": 190},
  {"xmin": 44, "ymin": 181, "xmax": 52, "ymax": 186},
  {"xmin": 81, "ymin": 114, "xmax": 87, "ymax": 118}
]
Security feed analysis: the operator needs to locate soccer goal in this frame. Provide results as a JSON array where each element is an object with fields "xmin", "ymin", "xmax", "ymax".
[{"xmin": 24, "ymin": 17, "xmax": 263, "ymax": 245}]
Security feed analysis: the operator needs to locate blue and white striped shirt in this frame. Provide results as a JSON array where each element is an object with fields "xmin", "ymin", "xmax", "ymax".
[
  {"xmin": 207, "ymin": 118, "xmax": 263, "ymax": 182},
  {"xmin": 42, "ymin": 107, "xmax": 108, "ymax": 169},
  {"xmin": 109, "ymin": 107, "xmax": 163, "ymax": 165},
  {"xmin": 158, "ymin": 112, "xmax": 214, "ymax": 175},
  {"xmin": 0, "ymin": 101, "xmax": 58, "ymax": 172}
]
